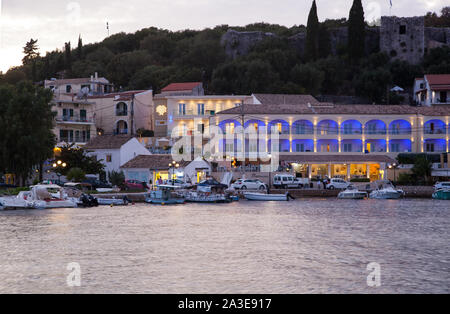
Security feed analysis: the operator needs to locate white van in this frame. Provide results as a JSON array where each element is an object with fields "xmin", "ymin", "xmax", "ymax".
[{"xmin": 273, "ymin": 174, "xmax": 308, "ymax": 188}]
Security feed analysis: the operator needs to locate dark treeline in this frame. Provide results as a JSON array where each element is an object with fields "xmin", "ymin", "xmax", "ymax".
[{"xmin": 0, "ymin": 3, "xmax": 449, "ymax": 103}]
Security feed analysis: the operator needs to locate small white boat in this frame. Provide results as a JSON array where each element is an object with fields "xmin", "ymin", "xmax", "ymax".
[
  {"xmin": 369, "ymin": 181, "xmax": 404, "ymax": 199},
  {"xmin": 244, "ymin": 192, "xmax": 293, "ymax": 201},
  {"xmin": 96, "ymin": 196, "xmax": 131, "ymax": 206},
  {"xmin": 338, "ymin": 186, "xmax": 368, "ymax": 199},
  {"xmin": 0, "ymin": 185, "xmax": 78, "ymax": 210}
]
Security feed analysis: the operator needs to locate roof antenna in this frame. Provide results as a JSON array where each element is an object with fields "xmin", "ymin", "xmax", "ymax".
[{"xmin": 106, "ymin": 21, "xmax": 110, "ymax": 37}]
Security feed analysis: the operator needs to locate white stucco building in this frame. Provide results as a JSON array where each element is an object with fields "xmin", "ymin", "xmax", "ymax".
[{"xmin": 84, "ymin": 135, "xmax": 151, "ymax": 178}]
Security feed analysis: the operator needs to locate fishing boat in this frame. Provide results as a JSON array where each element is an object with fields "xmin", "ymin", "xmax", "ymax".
[
  {"xmin": 338, "ymin": 185, "xmax": 368, "ymax": 199},
  {"xmin": 0, "ymin": 185, "xmax": 78, "ymax": 210},
  {"xmin": 183, "ymin": 184, "xmax": 232, "ymax": 203},
  {"xmin": 243, "ymin": 192, "xmax": 294, "ymax": 201},
  {"xmin": 145, "ymin": 185, "xmax": 185, "ymax": 205},
  {"xmin": 432, "ymin": 188, "xmax": 450, "ymax": 200},
  {"xmin": 369, "ymin": 181, "xmax": 404, "ymax": 199}
]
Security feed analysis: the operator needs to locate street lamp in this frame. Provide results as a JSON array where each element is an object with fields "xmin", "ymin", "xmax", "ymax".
[
  {"xmin": 389, "ymin": 163, "xmax": 398, "ymax": 183},
  {"xmin": 53, "ymin": 160, "xmax": 67, "ymax": 183},
  {"xmin": 168, "ymin": 161, "xmax": 179, "ymax": 186}
]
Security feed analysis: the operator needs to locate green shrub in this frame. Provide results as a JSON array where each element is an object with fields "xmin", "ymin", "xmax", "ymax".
[
  {"xmin": 66, "ymin": 167, "xmax": 86, "ymax": 182},
  {"xmin": 350, "ymin": 178, "xmax": 371, "ymax": 183},
  {"xmin": 1, "ymin": 187, "xmax": 30, "ymax": 196},
  {"xmin": 396, "ymin": 173, "xmax": 416, "ymax": 186}
]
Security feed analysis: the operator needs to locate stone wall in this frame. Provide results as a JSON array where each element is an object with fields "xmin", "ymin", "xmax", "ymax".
[
  {"xmin": 380, "ymin": 16, "xmax": 425, "ymax": 64},
  {"xmin": 221, "ymin": 16, "xmax": 449, "ymax": 64}
]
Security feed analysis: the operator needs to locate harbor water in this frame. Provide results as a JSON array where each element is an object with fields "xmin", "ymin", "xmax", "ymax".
[{"xmin": 0, "ymin": 199, "xmax": 449, "ymax": 294}]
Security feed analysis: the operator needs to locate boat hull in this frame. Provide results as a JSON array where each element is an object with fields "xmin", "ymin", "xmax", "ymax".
[
  {"xmin": 145, "ymin": 198, "xmax": 185, "ymax": 205},
  {"xmin": 244, "ymin": 193, "xmax": 288, "ymax": 201},
  {"xmin": 369, "ymin": 191, "xmax": 403, "ymax": 199},
  {"xmin": 338, "ymin": 192, "xmax": 368, "ymax": 199},
  {"xmin": 432, "ymin": 190, "xmax": 450, "ymax": 200}
]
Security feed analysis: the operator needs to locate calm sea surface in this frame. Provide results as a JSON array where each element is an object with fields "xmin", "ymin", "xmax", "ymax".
[{"xmin": 0, "ymin": 199, "xmax": 449, "ymax": 294}]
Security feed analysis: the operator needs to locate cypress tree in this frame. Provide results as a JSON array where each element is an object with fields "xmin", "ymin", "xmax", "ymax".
[
  {"xmin": 348, "ymin": 0, "xmax": 366, "ymax": 61},
  {"xmin": 64, "ymin": 42, "xmax": 72, "ymax": 76},
  {"xmin": 77, "ymin": 35, "xmax": 83, "ymax": 60},
  {"xmin": 305, "ymin": 0, "xmax": 320, "ymax": 61}
]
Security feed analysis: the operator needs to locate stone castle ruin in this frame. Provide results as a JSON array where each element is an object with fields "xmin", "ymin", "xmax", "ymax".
[{"xmin": 221, "ymin": 16, "xmax": 450, "ymax": 64}]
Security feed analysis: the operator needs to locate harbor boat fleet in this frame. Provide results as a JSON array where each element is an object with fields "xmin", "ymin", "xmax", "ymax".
[{"xmin": 1, "ymin": 178, "xmax": 449, "ymax": 210}]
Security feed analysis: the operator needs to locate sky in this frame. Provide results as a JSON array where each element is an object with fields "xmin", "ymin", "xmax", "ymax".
[{"xmin": 0, "ymin": 0, "xmax": 447, "ymax": 72}]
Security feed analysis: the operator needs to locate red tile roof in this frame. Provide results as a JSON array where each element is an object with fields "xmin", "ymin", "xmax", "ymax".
[
  {"xmin": 87, "ymin": 90, "xmax": 146, "ymax": 100},
  {"xmin": 218, "ymin": 103, "xmax": 450, "ymax": 116},
  {"xmin": 253, "ymin": 94, "xmax": 319, "ymax": 104},
  {"xmin": 161, "ymin": 82, "xmax": 202, "ymax": 92},
  {"xmin": 425, "ymin": 74, "xmax": 450, "ymax": 90},
  {"xmin": 84, "ymin": 135, "xmax": 133, "ymax": 150},
  {"xmin": 121, "ymin": 155, "xmax": 190, "ymax": 169}
]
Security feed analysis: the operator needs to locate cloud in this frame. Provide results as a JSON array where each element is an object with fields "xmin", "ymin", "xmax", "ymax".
[{"xmin": 0, "ymin": 0, "xmax": 447, "ymax": 72}]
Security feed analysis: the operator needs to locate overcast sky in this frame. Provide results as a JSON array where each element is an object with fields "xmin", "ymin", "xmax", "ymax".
[{"xmin": 0, "ymin": 0, "xmax": 447, "ymax": 72}]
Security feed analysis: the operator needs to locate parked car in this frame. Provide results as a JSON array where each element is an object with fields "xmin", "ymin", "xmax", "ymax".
[
  {"xmin": 326, "ymin": 178, "xmax": 351, "ymax": 190},
  {"xmin": 435, "ymin": 182, "xmax": 450, "ymax": 190},
  {"xmin": 273, "ymin": 175, "xmax": 308, "ymax": 188},
  {"xmin": 232, "ymin": 179, "xmax": 267, "ymax": 190},
  {"xmin": 40, "ymin": 180, "xmax": 65, "ymax": 186},
  {"xmin": 82, "ymin": 178, "xmax": 112, "ymax": 190},
  {"xmin": 64, "ymin": 182, "xmax": 94, "ymax": 192},
  {"xmin": 165, "ymin": 179, "xmax": 190, "ymax": 188},
  {"xmin": 124, "ymin": 180, "xmax": 148, "ymax": 190}
]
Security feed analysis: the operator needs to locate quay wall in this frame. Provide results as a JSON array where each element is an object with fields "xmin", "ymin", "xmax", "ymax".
[{"xmin": 93, "ymin": 186, "xmax": 435, "ymax": 202}]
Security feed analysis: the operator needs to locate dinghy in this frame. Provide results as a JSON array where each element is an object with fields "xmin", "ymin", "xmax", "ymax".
[{"xmin": 243, "ymin": 192, "xmax": 293, "ymax": 201}]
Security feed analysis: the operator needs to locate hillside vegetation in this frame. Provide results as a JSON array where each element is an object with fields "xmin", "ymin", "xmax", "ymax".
[{"xmin": 0, "ymin": 5, "xmax": 449, "ymax": 104}]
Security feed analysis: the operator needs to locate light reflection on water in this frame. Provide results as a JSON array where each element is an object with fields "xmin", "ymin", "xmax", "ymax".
[{"xmin": 0, "ymin": 199, "xmax": 449, "ymax": 294}]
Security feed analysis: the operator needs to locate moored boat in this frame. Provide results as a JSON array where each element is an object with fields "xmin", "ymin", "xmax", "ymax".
[
  {"xmin": 432, "ymin": 188, "xmax": 450, "ymax": 200},
  {"xmin": 145, "ymin": 185, "xmax": 185, "ymax": 205},
  {"xmin": 369, "ymin": 181, "xmax": 404, "ymax": 199},
  {"xmin": 338, "ymin": 186, "xmax": 368, "ymax": 199},
  {"xmin": 0, "ymin": 185, "xmax": 78, "ymax": 210},
  {"xmin": 243, "ymin": 192, "xmax": 293, "ymax": 201}
]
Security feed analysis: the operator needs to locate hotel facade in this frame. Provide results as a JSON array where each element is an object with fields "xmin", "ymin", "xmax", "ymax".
[{"xmin": 211, "ymin": 101, "xmax": 450, "ymax": 181}]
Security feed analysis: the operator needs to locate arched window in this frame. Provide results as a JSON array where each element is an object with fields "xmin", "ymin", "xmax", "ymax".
[{"xmin": 116, "ymin": 102, "xmax": 128, "ymax": 116}]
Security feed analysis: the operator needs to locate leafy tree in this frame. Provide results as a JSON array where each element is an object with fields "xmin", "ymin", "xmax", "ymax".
[
  {"xmin": 348, "ymin": 0, "xmax": 365, "ymax": 62},
  {"xmin": 67, "ymin": 167, "xmax": 86, "ymax": 182},
  {"xmin": 57, "ymin": 144, "xmax": 105, "ymax": 176},
  {"xmin": 355, "ymin": 67, "xmax": 392, "ymax": 103},
  {"xmin": 22, "ymin": 39, "xmax": 40, "ymax": 65},
  {"xmin": 108, "ymin": 170, "xmax": 125, "ymax": 187},
  {"xmin": 106, "ymin": 50, "xmax": 152, "ymax": 88},
  {"xmin": 411, "ymin": 156, "xmax": 432, "ymax": 185},
  {"xmin": 0, "ymin": 82, "xmax": 55, "ymax": 186},
  {"xmin": 290, "ymin": 63, "xmax": 324, "ymax": 95},
  {"xmin": 305, "ymin": 0, "xmax": 320, "ymax": 61}
]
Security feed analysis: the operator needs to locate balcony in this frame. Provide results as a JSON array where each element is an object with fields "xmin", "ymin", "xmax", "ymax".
[
  {"xmin": 59, "ymin": 136, "xmax": 90, "ymax": 144},
  {"xmin": 56, "ymin": 115, "xmax": 94, "ymax": 124},
  {"xmin": 114, "ymin": 129, "xmax": 129, "ymax": 135},
  {"xmin": 424, "ymin": 129, "xmax": 446, "ymax": 135},
  {"xmin": 116, "ymin": 110, "xmax": 128, "ymax": 116}
]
